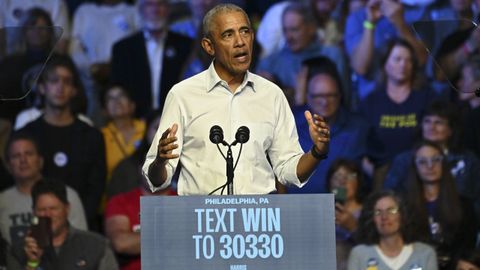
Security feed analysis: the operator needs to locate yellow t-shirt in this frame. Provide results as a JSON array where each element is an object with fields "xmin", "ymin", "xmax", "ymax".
[{"xmin": 101, "ymin": 119, "xmax": 146, "ymax": 180}]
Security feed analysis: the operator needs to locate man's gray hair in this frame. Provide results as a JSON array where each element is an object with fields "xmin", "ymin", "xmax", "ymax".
[
  {"xmin": 282, "ymin": 2, "xmax": 316, "ymax": 25},
  {"xmin": 202, "ymin": 3, "xmax": 251, "ymax": 38}
]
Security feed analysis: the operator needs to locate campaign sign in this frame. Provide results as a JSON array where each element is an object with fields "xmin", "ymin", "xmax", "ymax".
[{"xmin": 140, "ymin": 194, "xmax": 336, "ymax": 270}]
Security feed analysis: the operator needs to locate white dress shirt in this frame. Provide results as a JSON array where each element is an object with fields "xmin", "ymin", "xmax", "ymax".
[
  {"xmin": 144, "ymin": 31, "xmax": 165, "ymax": 110},
  {"xmin": 142, "ymin": 62, "xmax": 307, "ymax": 195}
]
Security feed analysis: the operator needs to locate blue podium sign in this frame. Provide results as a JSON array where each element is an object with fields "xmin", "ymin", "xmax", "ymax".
[{"xmin": 140, "ymin": 194, "xmax": 336, "ymax": 270}]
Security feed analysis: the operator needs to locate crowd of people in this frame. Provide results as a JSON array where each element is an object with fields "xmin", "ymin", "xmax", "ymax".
[{"xmin": 0, "ymin": 0, "xmax": 480, "ymax": 269}]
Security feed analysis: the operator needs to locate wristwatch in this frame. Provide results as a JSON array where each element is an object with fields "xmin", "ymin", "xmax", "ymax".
[{"xmin": 310, "ymin": 146, "xmax": 328, "ymax": 160}]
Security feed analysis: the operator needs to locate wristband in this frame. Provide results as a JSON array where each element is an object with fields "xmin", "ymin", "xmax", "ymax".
[
  {"xmin": 363, "ymin": 20, "xmax": 375, "ymax": 30},
  {"xmin": 310, "ymin": 146, "xmax": 328, "ymax": 160},
  {"xmin": 27, "ymin": 260, "xmax": 39, "ymax": 269}
]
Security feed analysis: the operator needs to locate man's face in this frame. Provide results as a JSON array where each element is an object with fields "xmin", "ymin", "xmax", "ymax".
[
  {"xmin": 7, "ymin": 139, "xmax": 43, "ymax": 182},
  {"xmin": 307, "ymin": 74, "xmax": 341, "ymax": 120},
  {"xmin": 41, "ymin": 66, "xmax": 76, "ymax": 110},
  {"xmin": 34, "ymin": 193, "xmax": 70, "ymax": 238},
  {"xmin": 282, "ymin": 11, "xmax": 316, "ymax": 52},
  {"xmin": 202, "ymin": 11, "xmax": 254, "ymax": 80},
  {"xmin": 141, "ymin": 0, "xmax": 169, "ymax": 30}
]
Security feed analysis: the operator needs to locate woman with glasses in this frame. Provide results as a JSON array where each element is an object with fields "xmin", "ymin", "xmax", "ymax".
[
  {"xmin": 384, "ymin": 100, "xmax": 480, "ymax": 221},
  {"xmin": 348, "ymin": 190, "xmax": 437, "ymax": 270},
  {"xmin": 405, "ymin": 140, "xmax": 477, "ymax": 270},
  {"xmin": 326, "ymin": 158, "xmax": 365, "ymax": 270}
]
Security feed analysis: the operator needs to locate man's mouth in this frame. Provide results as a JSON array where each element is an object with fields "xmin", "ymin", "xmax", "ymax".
[{"xmin": 234, "ymin": 52, "xmax": 249, "ymax": 62}]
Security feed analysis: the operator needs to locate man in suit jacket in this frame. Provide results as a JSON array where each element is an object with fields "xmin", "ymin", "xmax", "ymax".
[{"xmin": 111, "ymin": 0, "xmax": 193, "ymax": 117}]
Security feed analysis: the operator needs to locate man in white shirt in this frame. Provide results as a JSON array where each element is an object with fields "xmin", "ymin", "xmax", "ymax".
[
  {"xmin": 143, "ymin": 3, "xmax": 330, "ymax": 195},
  {"xmin": 110, "ymin": 0, "xmax": 193, "ymax": 117}
]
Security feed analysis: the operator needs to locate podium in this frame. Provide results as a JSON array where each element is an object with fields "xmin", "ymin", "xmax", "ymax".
[{"xmin": 140, "ymin": 194, "xmax": 336, "ymax": 270}]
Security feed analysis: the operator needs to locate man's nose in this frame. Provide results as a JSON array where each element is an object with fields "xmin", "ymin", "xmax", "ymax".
[{"xmin": 234, "ymin": 32, "xmax": 246, "ymax": 47}]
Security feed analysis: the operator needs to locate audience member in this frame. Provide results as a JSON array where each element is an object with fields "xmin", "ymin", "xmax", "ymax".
[
  {"xmin": 107, "ymin": 111, "xmax": 161, "ymax": 198},
  {"xmin": 308, "ymin": 0, "xmax": 342, "ymax": 46},
  {"xmin": 334, "ymin": 0, "xmax": 367, "ymax": 35},
  {"xmin": 256, "ymin": 0, "xmax": 345, "ymax": 60},
  {"xmin": 326, "ymin": 158, "xmax": 365, "ymax": 270},
  {"xmin": 385, "ymin": 100, "xmax": 480, "ymax": 219},
  {"xmin": 111, "ymin": 0, "xmax": 194, "ymax": 117},
  {"xmin": 104, "ymin": 171, "xmax": 175, "ymax": 270},
  {"xmin": 344, "ymin": 0, "xmax": 427, "ymax": 100},
  {"xmin": 0, "ymin": 8, "xmax": 59, "ymax": 124},
  {"xmin": 70, "ymin": 0, "xmax": 138, "ymax": 125},
  {"xmin": 405, "ymin": 140, "xmax": 477, "ymax": 269},
  {"xmin": 19, "ymin": 55, "xmax": 106, "ymax": 230},
  {"xmin": 0, "ymin": 0, "xmax": 70, "ymax": 55},
  {"xmin": 288, "ymin": 56, "xmax": 369, "ymax": 193},
  {"xmin": 9, "ymin": 179, "xmax": 118, "ymax": 270},
  {"xmin": 359, "ymin": 38, "xmax": 434, "ymax": 189},
  {"xmin": 101, "ymin": 85, "xmax": 145, "ymax": 182},
  {"xmin": 256, "ymin": 2, "xmax": 347, "ymax": 104},
  {"xmin": 456, "ymin": 249, "xmax": 480, "ymax": 270},
  {"xmin": 170, "ymin": 0, "xmax": 219, "ymax": 39},
  {"xmin": 459, "ymin": 57, "xmax": 480, "ymax": 159},
  {"xmin": 0, "ymin": 132, "xmax": 87, "ymax": 244},
  {"xmin": 255, "ymin": 1, "xmax": 290, "ymax": 58},
  {"xmin": 348, "ymin": 190, "xmax": 438, "ymax": 270}
]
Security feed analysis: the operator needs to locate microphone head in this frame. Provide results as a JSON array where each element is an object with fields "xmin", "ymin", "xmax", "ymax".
[
  {"xmin": 209, "ymin": 125, "xmax": 224, "ymax": 144},
  {"xmin": 235, "ymin": 126, "xmax": 250, "ymax": 144}
]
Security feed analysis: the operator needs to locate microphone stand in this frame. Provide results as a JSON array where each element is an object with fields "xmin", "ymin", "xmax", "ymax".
[
  {"xmin": 209, "ymin": 125, "xmax": 249, "ymax": 195},
  {"xmin": 226, "ymin": 146, "xmax": 234, "ymax": 195}
]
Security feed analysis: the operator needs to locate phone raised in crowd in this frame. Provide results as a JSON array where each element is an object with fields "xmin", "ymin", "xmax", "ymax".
[
  {"xmin": 30, "ymin": 216, "xmax": 52, "ymax": 249},
  {"xmin": 332, "ymin": 187, "xmax": 347, "ymax": 205}
]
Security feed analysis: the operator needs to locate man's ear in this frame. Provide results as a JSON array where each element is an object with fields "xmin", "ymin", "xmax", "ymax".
[{"xmin": 201, "ymin": 37, "xmax": 215, "ymax": 57}]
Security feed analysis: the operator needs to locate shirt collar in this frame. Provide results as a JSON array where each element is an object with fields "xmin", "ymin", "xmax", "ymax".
[
  {"xmin": 143, "ymin": 29, "xmax": 166, "ymax": 42},
  {"xmin": 206, "ymin": 61, "xmax": 255, "ymax": 93}
]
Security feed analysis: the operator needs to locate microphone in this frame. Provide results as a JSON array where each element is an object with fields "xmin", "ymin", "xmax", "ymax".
[
  {"xmin": 209, "ymin": 125, "xmax": 224, "ymax": 144},
  {"xmin": 233, "ymin": 126, "xmax": 250, "ymax": 145}
]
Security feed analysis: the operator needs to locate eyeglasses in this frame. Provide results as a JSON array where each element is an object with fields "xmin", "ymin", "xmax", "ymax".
[
  {"xmin": 373, "ymin": 207, "xmax": 399, "ymax": 217},
  {"xmin": 308, "ymin": 93, "xmax": 339, "ymax": 101},
  {"xmin": 331, "ymin": 172, "xmax": 357, "ymax": 183},
  {"xmin": 415, "ymin": 155, "xmax": 443, "ymax": 168}
]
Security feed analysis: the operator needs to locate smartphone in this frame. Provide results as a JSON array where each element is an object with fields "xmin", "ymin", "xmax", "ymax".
[
  {"xmin": 332, "ymin": 187, "xmax": 346, "ymax": 205},
  {"xmin": 30, "ymin": 216, "xmax": 52, "ymax": 249}
]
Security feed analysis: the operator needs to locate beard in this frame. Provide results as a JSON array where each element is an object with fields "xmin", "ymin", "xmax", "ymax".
[{"xmin": 144, "ymin": 19, "xmax": 167, "ymax": 32}]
